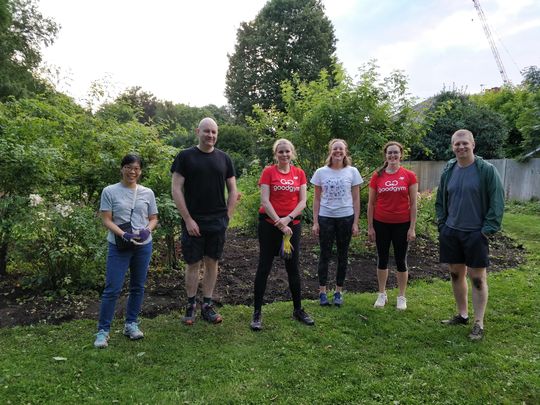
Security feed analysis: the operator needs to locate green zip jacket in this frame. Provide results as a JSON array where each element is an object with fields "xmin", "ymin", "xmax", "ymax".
[{"xmin": 435, "ymin": 156, "xmax": 505, "ymax": 235}]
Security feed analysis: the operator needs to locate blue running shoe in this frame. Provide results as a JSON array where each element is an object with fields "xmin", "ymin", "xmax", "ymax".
[
  {"xmin": 319, "ymin": 293, "xmax": 330, "ymax": 306},
  {"xmin": 94, "ymin": 330, "xmax": 109, "ymax": 349},
  {"xmin": 123, "ymin": 322, "xmax": 144, "ymax": 340},
  {"xmin": 333, "ymin": 292, "xmax": 343, "ymax": 307}
]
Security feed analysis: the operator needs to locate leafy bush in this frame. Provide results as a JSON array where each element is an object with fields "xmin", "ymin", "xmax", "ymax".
[
  {"xmin": 416, "ymin": 190, "xmax": 437, "ymax": 239},
  {"xmin": 230, "ymin": 171, "xmax": 260, "ymax": 236},
  {"xmin": 10, "ymin": 196, "xmax": 106, "ymax": 293},
  {"xmin": 153, "ymin": 196, "xmax": 182, "ymax": 270}
]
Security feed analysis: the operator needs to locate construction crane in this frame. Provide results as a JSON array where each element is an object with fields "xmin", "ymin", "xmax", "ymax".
[{"xmin": 472, "ymin": 0, "xmax": 511, "ymax": 85}]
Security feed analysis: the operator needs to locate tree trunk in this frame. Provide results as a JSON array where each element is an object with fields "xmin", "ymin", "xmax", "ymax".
[{"xmin": 0, "ymin": 240, "xmax": 8, "ymax": 277}]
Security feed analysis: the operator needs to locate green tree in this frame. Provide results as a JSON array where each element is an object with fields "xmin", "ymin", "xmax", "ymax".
[
  {"xmin": 0, "ymin": 0, "xmax": 59, "ymax": 100},
  {"xmin": 248, "ymin": 62, "xmax": 425, "ymax": 176},
  {"xmin": 115, "ymin": 86, "xmax": 158, "ymax": 125},
  {"xmin": 216, "ymin": 124, "xmax": 256, "ymax": 176},
  {"xmin": 471, "ymin": 87, "xmax": 529, "ymax": 157},
  {"xmin": 521, "ymin": 65, "xmax": 540, "ymax": 91},
  {"xmin": 225, "ymin": 0, "xmax": 336, "ymax": 118},
  {"xmin": 412, "ymin": 90, "xmax": 508, "ymax": 161}
]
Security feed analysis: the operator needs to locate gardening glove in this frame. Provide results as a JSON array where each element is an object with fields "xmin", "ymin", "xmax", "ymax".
[
  {"xmin": 137, "ymin": 228, "xmax": 151, "ymax": 242},
  {"xmin": 122, "ymin": 232, "xmax": 138, "ymax": 242},
  {"xmin": 280, "ymin": 234, "xmax": 294, "ymax": 259}
]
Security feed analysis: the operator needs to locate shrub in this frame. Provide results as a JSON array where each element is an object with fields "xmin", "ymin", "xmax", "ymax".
[
  {"xmin": 416, "ymin": 190, "xmax": 437, "ymax": 239},
  {"xmin": 153, "ymin": 196, "xmax": 182, "ymax": 270},
  {"xmin": 230, "ymin": 172, "xmax": 260, "ymax": 236},
  {"xmin": 10, "ymin": 196, "xmax": 106, "ymax": 293}
]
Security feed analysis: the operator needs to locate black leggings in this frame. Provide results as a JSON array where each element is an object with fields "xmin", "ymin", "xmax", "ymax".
[
  {"xmin": 253, "ymin": 219, "xmax": 302, "ymax": 311},
  {"xmin": 374, "ymin": 219, "xmax": 410, "ymax": 272},
  {"xmin": 317, "ymin": 215, "xmax": 354, "ymax": 287}
]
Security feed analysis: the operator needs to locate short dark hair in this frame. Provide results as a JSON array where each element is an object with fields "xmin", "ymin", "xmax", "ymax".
[{"xmin": 120, "ymin": 153, "xmax": 143, "ymax": 168}]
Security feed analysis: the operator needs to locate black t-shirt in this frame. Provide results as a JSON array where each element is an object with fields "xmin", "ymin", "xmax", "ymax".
[{"xmin": 170, "ymin": 146, "xmax": 235, "ymax": 220}]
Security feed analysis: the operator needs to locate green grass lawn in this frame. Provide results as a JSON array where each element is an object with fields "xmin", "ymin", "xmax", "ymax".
[{"xmin": 1, "ymin": 213, "xmax": 539, "ymax": 404}]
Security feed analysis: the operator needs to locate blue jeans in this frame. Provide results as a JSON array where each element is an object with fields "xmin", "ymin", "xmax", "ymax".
[{"xmin": 97, "ymin": 242, "xmax": 152, "ymax": 331}]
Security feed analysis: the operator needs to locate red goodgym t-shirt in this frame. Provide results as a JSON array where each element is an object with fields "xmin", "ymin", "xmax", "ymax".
[
  {"xmin": 258, "ymin": 165, "xmax": 306, "ymax": 220},
  {"xmin": 369, "ymin": 167, "xmax": 417, "ymax": 223}
]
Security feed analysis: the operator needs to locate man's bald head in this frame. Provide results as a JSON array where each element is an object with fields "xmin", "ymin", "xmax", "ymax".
[
  {"xmin": 198, "ymin": 117, "xmax": 218, "ymax": 130},
  {"xmin": 196, "ymin": 117, "xmax": 219, "ymax": 152}
]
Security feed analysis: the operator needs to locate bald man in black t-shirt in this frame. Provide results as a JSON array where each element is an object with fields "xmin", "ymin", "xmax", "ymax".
[{"xmin": 171, "ymin": 117, "xmax": 238, "ymax": 325}]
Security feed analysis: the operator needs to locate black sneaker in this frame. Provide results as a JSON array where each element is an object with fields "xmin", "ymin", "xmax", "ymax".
[
  {"xmin": 182, "ymin": 303, "xmax": 197, "ymax": 326},
  {"xmin": 468, "ymin": 322, "xmax": 484, "ymax": 341},
  {"xmin": 292, "ymin": 308, "xmax": 315, "ymax": 326},
  {"xmin": 250, "ymin": 310, "xmax": 262, "ymax": 331},
  {"xmin": 441, "ymin": 314, "xmax": 469, "ymax": 325},
  {"xmin": 201, "ymin": 303, "xmax": 223, "ymax": 324}
]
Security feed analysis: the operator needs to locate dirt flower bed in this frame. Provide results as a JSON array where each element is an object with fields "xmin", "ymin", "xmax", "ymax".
[{"xmin": 0, "ymin": 229, "xmax": 524, "ymax": 328}]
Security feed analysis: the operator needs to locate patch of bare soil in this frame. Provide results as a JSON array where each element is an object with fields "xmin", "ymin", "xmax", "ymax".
[{"xmin": 0, "ymin": 230, "xmax": 525, "ymax": 328}]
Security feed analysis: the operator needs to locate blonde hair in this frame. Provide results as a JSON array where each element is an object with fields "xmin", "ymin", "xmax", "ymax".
[
  {"xmin": 325, "ymin": 138, "xmax": 352, "ymax": 167},
  {"xmin": 451, "ymin": 129, "xmax": 474, "ymax": 144},
  {"xmin": 272, "ymin": 138, "xmax": 297, "ymax": 160},
  {"xmin": 376, "ymin": 141, "xmax": 404, "ymax": 176}
]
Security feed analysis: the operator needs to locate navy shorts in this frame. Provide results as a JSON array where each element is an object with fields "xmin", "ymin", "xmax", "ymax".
[
  {"xmin": 181, "ymin": 217, "xmax": 228, "ymax": 264},
  {"xmin": 439, "ymin": 225, "xmax": 490, "ymax": 268}
]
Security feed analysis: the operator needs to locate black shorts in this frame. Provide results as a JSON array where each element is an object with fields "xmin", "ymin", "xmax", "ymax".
[
  {"xmin": 439, "ymin": 225, "xmax": 490, "ymax": 268},
  {"xmin": 181, "ymin": 216, "xmax": 228, "ymax": 264}
]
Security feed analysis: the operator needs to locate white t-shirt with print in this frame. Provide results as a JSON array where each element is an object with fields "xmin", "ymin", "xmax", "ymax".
[{"xmin": 311, "ymin": 166, "xmax": 363, "ymax": 218}]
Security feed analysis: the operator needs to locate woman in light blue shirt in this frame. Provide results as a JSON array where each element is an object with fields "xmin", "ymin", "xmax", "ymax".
[{"xmin": 94, "ymin": 154, "xmax": 158, "ymax": 349}]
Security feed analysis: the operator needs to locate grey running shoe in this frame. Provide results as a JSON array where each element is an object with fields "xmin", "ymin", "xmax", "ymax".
[
  {"xmin": 468, "ymin": 322, "xmax": 484, "ymax": 341},
  {"xmin": 292, "ymin": 308, "xmax": 315, "ymax": 326},
  {"xmin": 182, "ymin": 303, "xmax": 197, "ymax": 326},
  {"xmin": 250, "ymin": 310, "xmax": 262, "ymax": 331},
  {"xmin": 94, "ymin": 330, "xmax": 109, "ymax": 349},
  {"xmin": 441, "ymin": 314, "xmax": 469, "ymax": 325},
  {"xmin": 333, "ymin": 292, "xmax": 343, "ymax": 307},
  {"xmin": 123, "ymin": 322, "xmax": 144, "ymax": 340},
  {"xmin": 201, "ymin": 303, "xmax": 223, "ymax": 324}
]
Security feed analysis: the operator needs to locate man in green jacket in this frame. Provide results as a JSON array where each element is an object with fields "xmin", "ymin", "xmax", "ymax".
[{"xmin": 435, "ymin": 129, "xmax": 505, "ymax": 341}]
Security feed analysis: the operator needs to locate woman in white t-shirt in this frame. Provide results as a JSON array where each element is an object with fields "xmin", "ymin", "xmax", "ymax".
[{"xmin": 311, "ymin": 139, "xmax": 363, "ymax": 307}]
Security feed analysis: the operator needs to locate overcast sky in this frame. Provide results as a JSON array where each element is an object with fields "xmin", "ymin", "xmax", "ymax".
[{"xmin": 38, "ymin": 0, "xmax": 540, "ymax": 107}]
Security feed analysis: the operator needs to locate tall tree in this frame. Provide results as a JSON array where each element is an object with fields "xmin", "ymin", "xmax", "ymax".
[
  {"xmin": 115, "ymin": 86, "xmax": 158, "ymax": 125},
  {"xmin": 521, "ymin": 65, "xmax": 540, "ymax": 91},
  {"xmin": 225, "ymin": 0, "xmax": 336, "ymax": 118},
  {"xmin": 0, "ymin": 0, "xmax": 59, "ymax": 100}
]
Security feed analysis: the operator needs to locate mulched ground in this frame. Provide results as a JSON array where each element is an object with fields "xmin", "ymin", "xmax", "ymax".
[{"xmin": 0, "ymin": 230, "xmax": 525, "ymax": 328}]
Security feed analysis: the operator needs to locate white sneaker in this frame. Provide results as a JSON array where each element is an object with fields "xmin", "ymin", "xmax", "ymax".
[
  {"xmin": 396, "ymin": 296, "xmax": 407, "ymax": 310},
  {"xmin": 374, "ymin": 292, "xmax": 387, "ymax": 308}
]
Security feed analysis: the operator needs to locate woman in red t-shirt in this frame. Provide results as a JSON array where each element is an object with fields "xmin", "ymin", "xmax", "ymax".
[
  {"xmin": 250, "ymin": 139, "xmax": 314, "ymax": 331},
  {"xmin": 367, "ymin": 141, "xmax": 418, "ymax": 311}
]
